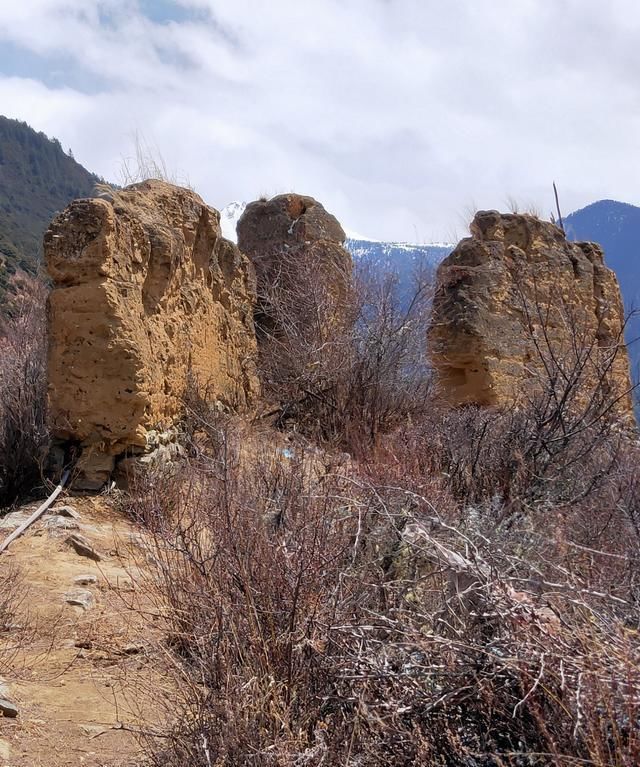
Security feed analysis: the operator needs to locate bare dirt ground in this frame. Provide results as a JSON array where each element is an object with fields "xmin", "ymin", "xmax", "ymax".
[{"xmin": 0, "ymin": 495, "xmax": 168, "ymax": 767}]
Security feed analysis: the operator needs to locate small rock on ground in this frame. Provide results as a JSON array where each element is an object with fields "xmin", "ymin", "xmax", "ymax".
[
  {"xmin": 65, "ymin": 534, "xmax": 102, "ymax": 561},
  {"xmin": 79, "ymin": 723, "xmax": 111, "ymax": 737},
  {"xmin": 74, "ymin": 574, "xmax": 98, "ymax": 586},
  {"xmin": 45, "ymin": 516, "xmax": 80, "ymax": 533},
  {"xmin": 0, "ymin": 697, "xmax": 18, "ymax": 718},
  {"xmin": 64, "ymin": 589, "xmax": 95, "ymax": 610},
  {"xmin": 0, "ymin": 511, "xmax": 32, "ymax": 530},
  {"xmin": 0, "ymin": 737, "xmax": 11, "ymax": 758},
  {"xmin": 52, "ymin": 504, "xmax": 80, "ymax": 519},
  {"xmin": 122, "ymin": 643, "xmax": 144, "ymax": 655}
]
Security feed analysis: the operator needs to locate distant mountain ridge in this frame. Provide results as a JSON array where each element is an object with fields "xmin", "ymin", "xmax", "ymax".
[
  {"xmin": 346, "ymin": 237, "xmax": 452, "ymax": 277},
  {"xmin": 220, "ymin": 201, "xmax": 453, "ymax": 293},
  {"xmin": 0, "ymin": 113, "xmax": 637, "ymax": 386},
  {"xmin": 0, "ymin": 115, "xmax": 99, "ymax": 304}
]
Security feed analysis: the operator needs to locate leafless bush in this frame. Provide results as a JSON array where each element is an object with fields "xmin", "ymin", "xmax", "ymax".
[
  {"xmin": 0, "ymin": 278, "xmax": 49, "ymax": 507},
  {"xmin": 124, "ymin": 412, "xmax": 640, "ymax": 766},
  {"xmin": 258, "ymin": 253, "xmax": 434, "ymax": 454},
  {"xmin": 0, "ymin": 564, "xmax": 41, "ymax": 677},
  {"xmin": 123, "ymin": 244, "xmax": 640, "ymax": 765}
]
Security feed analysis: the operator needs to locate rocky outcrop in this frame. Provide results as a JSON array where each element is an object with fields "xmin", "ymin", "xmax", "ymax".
[
  {"xmin": 428, "ymin": 211, "xmax": 633, "ymax": 414},
  {"xmin": 236, "ymin": 194, "xmax": 353, "ymax": 339},
  {"xmin": 45, "ymin": 180, "xmax": 259, "ymax": 489}
]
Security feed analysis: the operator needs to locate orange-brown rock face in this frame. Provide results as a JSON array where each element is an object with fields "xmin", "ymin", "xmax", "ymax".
[
  {"xmin": 236, "ymin": 194, "xmax": 353, "ymax": 338},
  {"xmin": 428, "ymin": 211, "xmax": 633, "ymax": 414},
  {"xmin": 45, "ymin": 180, "xmax": 259, "ymax": 487}
]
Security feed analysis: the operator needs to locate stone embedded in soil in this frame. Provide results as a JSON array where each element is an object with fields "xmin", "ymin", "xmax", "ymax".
[
  {"xmin": 45, "ymin": 515, "xmax": 80, "ymax": 533},
  {"xmin": 121, "ymin": 643, "xmax": 144, "ymax": 655},
  {"xmin": 74, "ymin": 574, "xmax": 98, "ymax": 586},
  {"xmin": 79, "ymin": 723, "xmax": 111, "ymax": 737},
  {"xmin": 0, "ymin": 737, "xmax": 11, "ymax": 758},
  {"xmin": 64, "ymin": 589, "xmax": 95, "ymax": 610},
  {"xmin": 0, "ymin": 697, "xmax": 18, "ymax": 717},
  {"xmin": 0, "ymin": 511, "xmax": 32, "ymax": 530},
  {"xmin": 65, "ymin": 534, "xmax": 102, "ymax": 562},
  {"xmin": 52, "ymin": 505, "xmax": 80, "ymax": 519}
]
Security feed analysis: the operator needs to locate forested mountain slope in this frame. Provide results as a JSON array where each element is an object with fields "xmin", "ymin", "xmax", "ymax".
[{"xmin": 0, "ymin": 116, "xmax": 99, "ymax": 304}]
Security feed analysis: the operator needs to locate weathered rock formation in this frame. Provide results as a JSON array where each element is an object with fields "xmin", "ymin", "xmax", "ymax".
[
  {"xmin": 428, "ymin": 211, "xmax": 633, "ymax": 414},
  {"xmin": 236, "ymin": 194, "xmax": 353, "ymax": 339},
  {"xmin": 45, "ymin": 180, "xmax": 259, "ymax": 489}
]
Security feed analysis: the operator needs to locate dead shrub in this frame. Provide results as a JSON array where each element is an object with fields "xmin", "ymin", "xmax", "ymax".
[
  {"xmin": 0, "ymin": 563, "xmax": 40, "ymax": 676},
  {"xmin": 123, "ymin": 257, "xmax": 640, "ymax": 765},
  {"xmin": 258, "ymin": 255, "xmax": 434, "ymax": 455},
  {"xmin": 0, "ymin": 278, "xmax": 49, "ymax": 507},
  {"xmin": 125, "ymin": 415, "xmax": 640, "ymax": 766}
]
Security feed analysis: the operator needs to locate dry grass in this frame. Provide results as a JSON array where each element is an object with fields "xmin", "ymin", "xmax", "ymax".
[{"xmin": 111, "ymin": 250, "xmax": 640, "ymax": 765}]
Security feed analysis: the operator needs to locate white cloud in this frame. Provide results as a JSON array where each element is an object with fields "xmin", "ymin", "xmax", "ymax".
[{"xmin": 0, "ymin": 0, "xmax": 639, "ymax": 240}]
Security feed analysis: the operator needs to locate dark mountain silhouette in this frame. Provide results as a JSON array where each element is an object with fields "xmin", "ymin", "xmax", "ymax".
[{"xmin": 0, "ymin": 115, "xmax": 99, "ymax": 304}]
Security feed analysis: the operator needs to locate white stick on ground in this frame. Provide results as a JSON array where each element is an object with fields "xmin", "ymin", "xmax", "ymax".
[{"xmin": 0, "ymin": 470, "xmax": 70, "ymax": 555}]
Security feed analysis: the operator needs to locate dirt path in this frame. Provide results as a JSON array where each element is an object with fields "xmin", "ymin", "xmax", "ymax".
[{"xmin": 0, "ymin": 495, "xmax": 167, "ymax": 766}]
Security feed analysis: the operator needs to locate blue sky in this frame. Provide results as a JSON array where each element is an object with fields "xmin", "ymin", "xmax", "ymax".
[{"xmin": 0, "ymin": 0, "xmax": 639, "ymax": 241}]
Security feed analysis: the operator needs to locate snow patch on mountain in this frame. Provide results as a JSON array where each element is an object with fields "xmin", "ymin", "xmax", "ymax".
[
  {"xmin": 220, "ymin": 201, "xmax": 246, "ymax": 242},
  {"xmin": 345, "ymin": 238, "xmax": 453, "ymax": 271},
  {"xmin": 220, "ymin": 202, "xmax": 454, "ymax": 273}
]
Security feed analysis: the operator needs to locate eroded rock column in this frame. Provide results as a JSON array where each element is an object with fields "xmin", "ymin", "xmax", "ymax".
[
  {"xmin": 45, "ymin": 180, "xmax": 259, "ymax": 489},
  {"xmin": 427, "ymin": 210, "xmax": 633, "ymax": 417}
]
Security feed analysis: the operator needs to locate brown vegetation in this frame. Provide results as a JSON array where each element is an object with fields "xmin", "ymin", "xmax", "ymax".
[
  {"xmin": 257, "ymin": 254, "xmax": 434, "ymax": 453},
  {"xmin": 125, "ymin": 396, "xmax": 640, "ymax": 765},
  {"xmin": 0, "ymin": 278, "xmax": 49, "ymax": 507},
  {"xmin": 121, "ymin": 263, "xmax": 639, "ymax": 764},
  {"xmin": 2, "ymin": 205, "xmax": 639, "ymax": 766}
]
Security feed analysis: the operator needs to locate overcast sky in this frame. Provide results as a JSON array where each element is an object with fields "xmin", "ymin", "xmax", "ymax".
[{"xmin": 0, "ymin": 0, "xmax": 638, "ymax": 241}]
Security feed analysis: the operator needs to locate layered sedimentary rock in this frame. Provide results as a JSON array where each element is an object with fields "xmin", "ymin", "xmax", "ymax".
[
  {"xmin": 428, "ymin": 211, "xmax": 632, "ymax": 414},
  {"xmin": 236, "ymin": 194, "xmax": 353, "ymax": 338},
  {"xmin": 45, "ymin": 180, "xmax": 259, "ymax": 488}
]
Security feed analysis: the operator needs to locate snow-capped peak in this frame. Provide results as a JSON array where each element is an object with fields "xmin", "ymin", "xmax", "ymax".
[
  {"xmin": 220, "ymin": 201, "xmax": 246, "ymax": 243},
  {"xmin": 344, "ymin": 227, "xmax": 378, "ymax": 242}
]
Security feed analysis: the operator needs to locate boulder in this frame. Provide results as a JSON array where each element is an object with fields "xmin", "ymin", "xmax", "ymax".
[
  {"xmin": 428, "ymin": 211, "xmax": 633, "ymax": 416},
  {"xmin": 74, "ymin": 574, "xmax": 98, "ymax": 586},
  {"xmin": 45, "ymin": 180, "xmax": 259, "ymax": 488}
]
